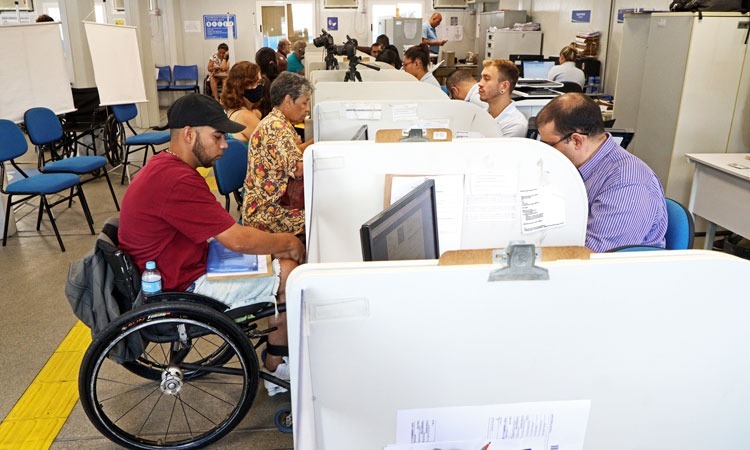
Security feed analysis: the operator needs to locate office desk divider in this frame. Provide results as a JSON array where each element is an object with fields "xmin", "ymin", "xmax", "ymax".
[
  {"xmin": 287, "ymin": 249, "xmax": 750, "ymax": 449},
  {"xmin": 312, "ymin": 81, "xmax": 446, "ymax": 110},
  {"xmin": 309, "ymin": 69, "xmax": 417, "ymax": 86},
  {"xmin": 313, "ymin": 100, "xmax": 499, "ymax": 142},
  {"xmin": 303, "ymin": 139, "xmax": 587, "ymax": 263}
]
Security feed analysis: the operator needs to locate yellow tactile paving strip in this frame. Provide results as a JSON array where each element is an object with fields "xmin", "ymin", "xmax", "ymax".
[{"xmin": 0, "ymin": 322, "xmax": 91, "ymax": 450}]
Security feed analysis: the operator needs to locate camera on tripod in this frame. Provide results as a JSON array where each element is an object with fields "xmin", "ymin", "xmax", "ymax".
[{"xmin": 313, "ymin": 29, "xmax": 358, "ymax": 59}]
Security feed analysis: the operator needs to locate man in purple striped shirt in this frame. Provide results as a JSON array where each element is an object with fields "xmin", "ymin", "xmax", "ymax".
[{"xmin": 536, "ymin": 93, "xmax": 667, "ymax": 252}]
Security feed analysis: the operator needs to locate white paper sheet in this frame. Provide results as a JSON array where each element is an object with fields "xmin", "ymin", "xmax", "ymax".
[
  {"xmin": 463, "ymin": 171, "xmax": 518, "ymax": 222},
  {"xmin": 389, "ymin": 174, "xmax": 465, "ymax": 252},
  {"xmin": 393, "ymin": 400, "xmax": 590, "ymax": 449},
  {"xmin": 345, "ymin": 103, "xmax": 383, "ymax": 120},
  {"xmin": 392, "ymin": 103, "xmax": 419, "ymax": 121}
]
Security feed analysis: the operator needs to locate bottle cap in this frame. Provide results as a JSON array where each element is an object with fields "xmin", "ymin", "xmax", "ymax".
[{"xmin": 146, "ymin": 261, "xmax": 156, "ymax": 270}]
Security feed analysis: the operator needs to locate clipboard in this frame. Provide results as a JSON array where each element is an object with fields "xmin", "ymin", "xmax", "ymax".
[
  {"xmin": 206, "ymin": 239, "xmax": 274, "ymax": 280},
  {"xmin": 375, "ymin": 128, "xmax": 453, "ymax": 143}
]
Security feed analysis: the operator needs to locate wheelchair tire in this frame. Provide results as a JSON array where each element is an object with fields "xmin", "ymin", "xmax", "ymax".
[
  {"xmin": 79, "ymin": 301, "xmax": 259, "ymax": 450},
  {"xmin": 273, "ymin": 406, "xmax": 293, "ymax": 433}
]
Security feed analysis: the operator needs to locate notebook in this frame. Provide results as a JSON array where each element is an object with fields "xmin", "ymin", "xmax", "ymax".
[{"xmin": 206, "ymin": 239, "xmax": 272, "ymax": 280}]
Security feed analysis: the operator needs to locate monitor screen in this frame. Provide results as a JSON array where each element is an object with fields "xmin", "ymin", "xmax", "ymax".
[
  {"xmin": 522, "ymin": 60, "xmax": 555, "ymax": 79},
  {"xmin": 351, "ymin": 124, "xmax": 368, "ymax": 141},
  {"xmin": 360, "ymin": 180, "xmax": 439, "ymax": 262},
  {"xmin": 608, "ymin": 129, "xmax": 635, "ymax": 149}
]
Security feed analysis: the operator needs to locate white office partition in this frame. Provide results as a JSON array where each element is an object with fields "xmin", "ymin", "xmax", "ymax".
[
  {"xmin": 287, "ymin": 250, "xmax": 750, "ymax": 449},
  {"xmin": 0, "ymin": 23, "xmax": 74, "ymax": 123},
  {"xmin": 303, "ymin": 139, "xmax": 587, "ymax": 263},
  {"xmin": 312, "ymin": 81, "xmax": 445, "ymax": 109},
  {"xmin": 84, "ymin": 22, "xmax": 147, "ymax": 106},
  {"xmin": 313, "ymin": 99, "xmax": 500, "ymax": 141},
  {"xmin": 309, "ymin": 68, "xmax": 416, "ymax": 85}
]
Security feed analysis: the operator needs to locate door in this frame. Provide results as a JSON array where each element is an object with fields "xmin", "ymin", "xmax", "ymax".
[{"xmin": 257, "ymin": 1, "xmax": 314, "ymax": 49}]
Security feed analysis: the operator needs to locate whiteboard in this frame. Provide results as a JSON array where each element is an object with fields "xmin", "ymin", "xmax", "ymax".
[
  {"xmin": 303, "ymin": 139, "xmax": 588, "ymax": 263},
  {"xmin": 84, "ymin": 22, "xmax": 147, "ymax": 106},
  {"xmin": 287, "ymin": 250, "xmax": 750, "ymax": 449},
  {"xmin": 0, "ymin": 23, "xmax": 74, "ymax": 123}
]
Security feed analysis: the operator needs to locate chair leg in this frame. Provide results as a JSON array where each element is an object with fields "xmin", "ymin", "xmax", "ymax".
[
  {"xmin": 225, "ymin": 194, "xmax": 230, "ymax": 212},
  {"xmin": 36, "ymin": 198, "xmax": 44, "ymax": 230},
  {"xmin": 76, "ymin": 186, "xmax": 95, "ymax": 235},
  {"xmin": 68, "ymin": 186, "xmax": 74, "ymax": 208},
  {"xmin": 142, "ymin": 145, "xmax": 150, "ymax": 166},
  {"xmin": 41, "ymin": 195, "xmax": 66, "ymax": 252},
  {"xmin": 101, "ymin": 169, "xmax": 120, "ymax": 211},
  {"xmin": 3, "ymin": 196, "xmax": 12, "ymax": 247},
  {"xmin": 121, "ymin": 145, "xmax": 131, "ymax": 184}
]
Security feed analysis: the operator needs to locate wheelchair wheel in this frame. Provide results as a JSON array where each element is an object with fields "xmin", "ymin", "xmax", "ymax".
[
  {"xmin": 274, "ymin": 406, "xmax": 293, "ymax": 433},
  {"xmin": 79, "ymin": 301, "xmax": 259, "ymax": 449}
]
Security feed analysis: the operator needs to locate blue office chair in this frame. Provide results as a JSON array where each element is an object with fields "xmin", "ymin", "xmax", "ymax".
[
  {"xmin": 170, "ymin": 65, "xmax": 200, "ymax": 94},
  {"xmin": 664, "ymin": 198, "xmax": 694, "ymax": 250},
  {"xmin": 608, "ymin": 198, "xmax": 694, "ymax": 252},
  {"xmin": 110, "ymin": 103, "xmax": 171, "ymax": 184},
  {"xmin": 214, "ymin": 139, "xmax": 248, "ymax": 211},
  {"xmin": 0, "ymin": 119, "xmax": 94, "ymax": 252},
  {"xmin": 24, "ymin": 107, "xmax": 120, "ymax": 212},
  {"xmin": 156, "ymin": 66, "xmax": 172, "ymax": 92}
]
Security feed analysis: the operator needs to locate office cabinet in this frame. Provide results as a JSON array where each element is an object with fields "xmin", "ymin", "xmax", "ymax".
[
  {"xmin": 485, "ymin": 29, "xmax": 542, "ymax": 60},
  {"xmin": 479, "ymin": 10, "xmax": 528, "ymax": 56},
  {"xmin": 613, "ymin": 12, "xmax": 750, "ymax": 205}
]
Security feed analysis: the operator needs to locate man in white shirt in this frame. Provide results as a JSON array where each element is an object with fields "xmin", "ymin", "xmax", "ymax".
[
  {"xmin": 446, "ymin": 69, "xmax": 487, "ymax": 109},
  {"xmin": 478, "ymin": 59, "xmax": 528, "ymax": 137}
]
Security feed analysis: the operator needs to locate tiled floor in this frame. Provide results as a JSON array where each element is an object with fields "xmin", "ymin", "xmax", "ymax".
[{"xmin": 0, "ymin": 131, "xmax": 293, "ymax": 449}]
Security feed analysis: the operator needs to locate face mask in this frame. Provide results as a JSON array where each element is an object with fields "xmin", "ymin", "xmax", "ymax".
[{"xmin": 244, "ymin": 85, "xmax": 263, "ymax": 103}]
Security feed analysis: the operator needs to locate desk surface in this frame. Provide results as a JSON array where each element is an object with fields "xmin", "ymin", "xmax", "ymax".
[
  {"xmin": 686, "ymin": 153, "xmax": 750, "ymax": 182},
  {"xmin": 517, "ymin": 78, "xmax": 563, "ymax": 89}
]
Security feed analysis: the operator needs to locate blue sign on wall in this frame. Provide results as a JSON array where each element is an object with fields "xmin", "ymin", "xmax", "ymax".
[
  {"xmin": 327, "ymin": 17, "xmax": 338, "ymax": 31},
  {"xmin": 204, "ymin": 14, "xmax": 238, "ymax": 40},
  {"xmin": 571, "ymin": 10, "xmax": 591, "ymax": 23},
  {"xmin": 617, "ymin": 9, "xmax": 635, "ymax": 23}
]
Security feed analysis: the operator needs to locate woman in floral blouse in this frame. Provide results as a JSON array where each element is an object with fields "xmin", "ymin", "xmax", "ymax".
[{"xmin": 243, "ymin": 72, "xmax": 313, "ymax": 237}]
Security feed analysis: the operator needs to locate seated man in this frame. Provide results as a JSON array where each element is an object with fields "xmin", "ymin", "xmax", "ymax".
[
  {"xmin": 119, "ymin": 93, "xmax": 305, "ymax": 396},
  {"xmin": 478, "ymin": 59, "xmax": 528, "ymax": 137},
  {"xmin": 535, "ymin": 93, "xmax": 667, "ymax": 252},
  {"xmin": 446, "ymin": 68, "xmax": 487, "ymax": 109}
]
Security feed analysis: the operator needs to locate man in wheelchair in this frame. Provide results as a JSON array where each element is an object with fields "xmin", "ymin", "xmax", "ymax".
[{"xmin": 118, "ymin": 93, "xmax": 305, "ymax": 396}]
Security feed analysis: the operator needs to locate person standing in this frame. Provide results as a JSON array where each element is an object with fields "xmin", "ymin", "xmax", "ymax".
[
  {"xmin": 535, "ymin": 93, "xmax": 667, "ymax": 252},
  {"xmin": 276, "ymin": 38, "xmax": 291, "ymax": 72},
  {"xmin": 478, "ymin": 59, "xmax": 528, "ymax": 137},
  {"xmin": 422, "ymin": 13, "xmax": 447, "ymax": 56}
]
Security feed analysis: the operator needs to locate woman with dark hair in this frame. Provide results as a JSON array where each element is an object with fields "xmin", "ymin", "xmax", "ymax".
[
  {"xmin": 403, "ymin": 43, "xmax": 441, "ymax": 90},
  {"xmin": 220, "ymin": 61, "xmax": 264, "ymax": 142},
  {"xmin": 255, "ymin": 47, "xmax": 281, "ymax": 117}
]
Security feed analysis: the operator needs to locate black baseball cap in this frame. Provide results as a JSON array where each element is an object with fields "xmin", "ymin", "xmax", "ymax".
[{"xmin": 167, "ymin": 94, "xmax": 245, "ymax": 134}]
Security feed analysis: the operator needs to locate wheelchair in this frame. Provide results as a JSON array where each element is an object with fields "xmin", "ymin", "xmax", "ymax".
[{"xmin": 74, "ymin": 219, "xmax": 293, "ymax": 449}]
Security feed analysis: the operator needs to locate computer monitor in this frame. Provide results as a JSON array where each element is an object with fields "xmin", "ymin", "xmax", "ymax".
[
  {"xmin": 360, "ymin": 179, "xmax": 440, "ymax": 262},
  {"xmin": 351, "ymin": 124, "xmax": 368, "ymax": 141},
  {"xmin": 522, "ymin": 60, "xmax": 556, "ymax": 79}
]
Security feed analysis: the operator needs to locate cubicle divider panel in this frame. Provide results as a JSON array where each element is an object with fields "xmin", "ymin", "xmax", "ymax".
[
  {"xmin": 303, "ymin": 139, "xmax": 587, "ymax": 263},
  {"xmin": 313, "ymin": 99, "xmax": 500, "ymax": 141},
  {"xmin": 287, "ymin": 251, "xmax": 750, "ymax": 449},
  {"xmin": 312, "ymin": 81, "xmax": 445, "ymax": 110}
]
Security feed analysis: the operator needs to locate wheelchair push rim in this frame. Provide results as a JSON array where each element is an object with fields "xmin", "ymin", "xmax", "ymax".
[{"xmin": 78, "ymin": 301, "xmax": 259, "ymax": 450}]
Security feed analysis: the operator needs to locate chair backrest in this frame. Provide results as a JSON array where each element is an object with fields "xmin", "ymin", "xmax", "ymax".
[
  {"xmin": 65, "ymin": 87, "xmax": 106, "ymax": 126},
  {"xmin": 111, "ymin": 103, "xmax": 139, "ymax": 124},
  {"xmin": 173, "ymin": 64, "xmax": 199, "ymax": 85},
  {"xmin": 214, "ymin": 139, "xmax": 248, "ymax": 196},
  {"xmin": 24, "ymin": 107, "xmax": 64, "ymax": 145},
  {"xmin": 156, "ymin": 65, "xmax": 172, "ymax": 84},
  {"xmin": 0, "ymin": 119, "xmax": 29, "ymax": 162},
  {"xmin": 665, "ymin": 198, "xmax": 694, "ymax": 250}
]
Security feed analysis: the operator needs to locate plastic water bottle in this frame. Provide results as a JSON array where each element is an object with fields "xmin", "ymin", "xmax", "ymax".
[{"xmin": 141, "ymin": 261, "xmax": 162, "ymax": 297}]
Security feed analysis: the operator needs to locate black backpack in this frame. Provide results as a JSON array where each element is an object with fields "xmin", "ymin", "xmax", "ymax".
[{"xmin": 669, "ymin": 0, "xmax": 749, "ymax": 12}]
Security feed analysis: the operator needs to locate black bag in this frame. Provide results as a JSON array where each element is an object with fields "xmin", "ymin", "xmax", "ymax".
[{"xmin": 670, "ymin": 0, "xmax": 748, "ymax": 11}]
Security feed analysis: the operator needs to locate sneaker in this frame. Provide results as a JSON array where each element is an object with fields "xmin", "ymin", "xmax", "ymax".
[{"xmin": 264, "ymin": 356, "xmax": 290, "ymax": 397}]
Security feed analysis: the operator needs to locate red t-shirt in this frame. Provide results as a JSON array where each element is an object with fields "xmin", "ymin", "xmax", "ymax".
[{"xmin": 119, "ymin": 152, "xmax": 237, "ymax": 291}]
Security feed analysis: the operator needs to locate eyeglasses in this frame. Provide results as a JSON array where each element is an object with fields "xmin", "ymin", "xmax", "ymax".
[{"xmin": 541, "ymin": 131, "xmax": 588, "ymax": 147}]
